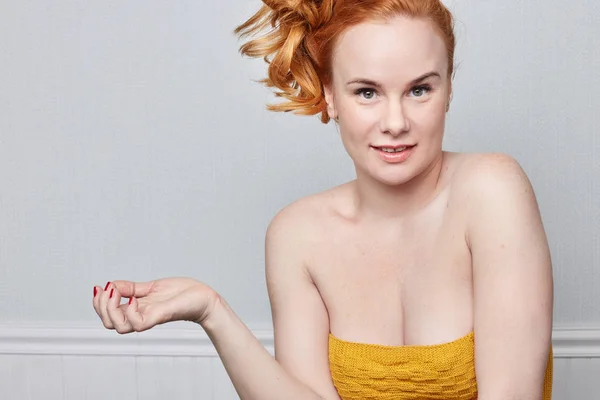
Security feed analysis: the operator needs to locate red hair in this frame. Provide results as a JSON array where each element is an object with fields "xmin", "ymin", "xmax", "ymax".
[{"xmin": 235, "ymin": 0, "xmax": 456, "ymax": 123}]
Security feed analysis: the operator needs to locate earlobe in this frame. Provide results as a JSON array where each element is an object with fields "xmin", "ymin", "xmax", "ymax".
[
  {"xmin": 328, "ymin": 104, "xmax": 338, "ymax": 121},
  {"xmin": 446, "ymin": 92, "xmax": 453, "ymax": 112},
  {"xmin": 323, "ymin": 84, "xmax": 337, "ymax": 121}
]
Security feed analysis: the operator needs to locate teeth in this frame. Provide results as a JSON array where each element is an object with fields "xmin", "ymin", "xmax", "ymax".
[{"xmin": 381, "ymin": 147, "xmax": 407, "ymax": 153}]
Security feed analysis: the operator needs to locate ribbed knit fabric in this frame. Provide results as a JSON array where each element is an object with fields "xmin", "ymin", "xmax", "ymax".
[{"xmin": 329, "ymin": 331, "xmax": 553, "ymax": 400}]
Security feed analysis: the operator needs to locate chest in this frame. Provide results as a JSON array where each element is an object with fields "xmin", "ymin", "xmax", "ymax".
[{"xmin": 309, "ymin": 194, "xmax": 474, "ymax": 346}]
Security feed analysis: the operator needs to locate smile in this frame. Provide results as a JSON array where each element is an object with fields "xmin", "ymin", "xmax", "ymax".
[{"xmin": 372, "ymin": 145, "xmax": 416, "ymax": 163}]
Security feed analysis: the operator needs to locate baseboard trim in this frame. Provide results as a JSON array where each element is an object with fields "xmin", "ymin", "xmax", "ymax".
[
  {"xmin": 0, "ymin": 323, "xmax": 274, "ymax": 357},
  {"xmin": 0, "ymin": 324, "xmax": 598, "ymax": 358},
  {"xmin": 551, "ymin": 327, "xmax": 600, "ymax": 358}
]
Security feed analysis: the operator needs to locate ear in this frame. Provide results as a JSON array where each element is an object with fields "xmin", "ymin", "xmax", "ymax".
[
  {"xmin": 323, "ymin": 84, "xmax": 337, "ymax": 120},
  {"xmin": 446, "ymin": 79, "xmax": 453, "ymax": 112},
  {"xmin": 446, "ymin": 91, "xmax": 453, "ymax": 112}
]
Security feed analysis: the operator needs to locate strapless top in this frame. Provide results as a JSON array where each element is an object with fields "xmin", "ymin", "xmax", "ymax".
[{"xmin": 328, "ymin": 331, "xmax": 553, "ymax": 400}]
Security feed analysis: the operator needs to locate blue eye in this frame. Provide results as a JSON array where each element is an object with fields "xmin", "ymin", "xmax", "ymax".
[
  {"xmin": 355, "ymin": 88, "xmax": 377, "ymax": 100},
  {"xmin": 411, "ymin": 85, "xmax": 431, "ymax": 97}
]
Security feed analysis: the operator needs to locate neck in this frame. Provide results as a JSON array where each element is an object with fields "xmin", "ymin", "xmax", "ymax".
[{"xmin": 351, "ymin": 152, "xmax": 446, "ymax": 222}]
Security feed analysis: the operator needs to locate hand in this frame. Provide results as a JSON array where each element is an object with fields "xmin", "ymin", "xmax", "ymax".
[{"xmin": 92, "ymin": 277, "xmax": 219, "ymax": 334}]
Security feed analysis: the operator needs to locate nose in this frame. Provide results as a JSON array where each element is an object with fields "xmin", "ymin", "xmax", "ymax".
[{"xmin": 379, "ymin": 99, "xmax": 410, "ymax": 136}]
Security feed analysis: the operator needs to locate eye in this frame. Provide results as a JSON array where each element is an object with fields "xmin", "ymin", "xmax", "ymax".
[
  {"xmin": 355, "ymin": 88, "xmax": 378, "ymax": 100},
  {"xmin": 410, "ymin": 85, "xmax": 432, "ymax": 97}
]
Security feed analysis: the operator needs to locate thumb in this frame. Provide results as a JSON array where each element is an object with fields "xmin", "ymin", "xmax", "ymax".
[
  {"xmin": 111, "ymin": 280, "xmax": 154, "ymax": 298},
  {"xmin": 125, "ymin": 297, "xmax": 166, "ymax": 332}
]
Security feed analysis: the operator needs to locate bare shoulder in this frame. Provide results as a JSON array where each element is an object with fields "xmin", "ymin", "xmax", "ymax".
[
  {"xmin": 450, "ymin": 152, "xmax": 539, "ymax": 213},
  {"xmin": 264, "ymin": 184, "xmax": 351, "ymax": 287},
  {"xmin": 448, "ymin": 151, "xmax": 546, "ymax": 250},
  {"xmin": 452, "ymin": 152, "xmax": 535, "ymax": 193},
  {"xmin": 266, "ymin": 184, "xmax": 349, "ymax": 246}
]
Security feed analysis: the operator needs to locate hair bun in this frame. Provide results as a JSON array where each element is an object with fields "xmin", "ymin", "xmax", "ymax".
[
  {"xmin": 264, "ymin": 0, "xmax": 332, "ymax": 30},
  {"xmin": 234, "ymin": 0, "xmax": 336, "ymax": 123}
]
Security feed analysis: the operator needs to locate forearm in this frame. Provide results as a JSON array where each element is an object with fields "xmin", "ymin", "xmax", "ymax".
[{"xmin": 200, "ymin": 295, "xmax": 324, "ymax": 400}]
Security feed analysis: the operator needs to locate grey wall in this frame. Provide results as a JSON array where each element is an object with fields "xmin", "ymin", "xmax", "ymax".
[{"xmin": 0, "ymin": 0, "xmax": 598, "ymax": 329}]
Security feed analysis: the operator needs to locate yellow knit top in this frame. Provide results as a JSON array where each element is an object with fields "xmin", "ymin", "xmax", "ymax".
[{"xmin": 329, "ymin": 331, "xmax": 553, "ymax": 400}]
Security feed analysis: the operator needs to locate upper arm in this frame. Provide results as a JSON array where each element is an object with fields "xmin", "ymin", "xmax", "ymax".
[
  {"xmin": 265, "ymin": 204, "xmax": 341, "ymax": 400},
  {"xmin": 465, "ymin": 153, "xmax": 554, "ymax": 400}
]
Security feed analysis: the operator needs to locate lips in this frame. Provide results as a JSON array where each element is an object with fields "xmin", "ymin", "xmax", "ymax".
[
  {"xmin": 371, "ymin": 144, "xmax": 416, "ymax": 151},
  {"xmin": 372, "ymin": 144, "xmax": 416, "ymax": 163}
]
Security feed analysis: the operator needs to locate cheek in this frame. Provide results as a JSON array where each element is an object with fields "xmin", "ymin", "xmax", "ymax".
[
  {"xmin": 337, "ymin": 115, "xmax": 375, "ymax": 158},
  {"xmin": 412, "ymin": 103, "xmax": 447, "ymax": 136},
  {"xmin": 338, "ymin": 103, "xmax": 376, "ymax": 137},
  {"xmin": 339, "ymin": 101, "xmax": 379, "ymax": 130}
]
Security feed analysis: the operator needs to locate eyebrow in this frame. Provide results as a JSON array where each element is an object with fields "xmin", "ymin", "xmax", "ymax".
[{"xmin": 346, "ymin": 71, "xmax": 441, "ymax": 87}]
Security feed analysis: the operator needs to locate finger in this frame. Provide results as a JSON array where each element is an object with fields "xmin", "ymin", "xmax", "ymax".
[
  {"xmin": 97, "ymin": 283, "xmax": 115, "ymax": 329},
  {"xmin": 125, "ymin": 297, "xmax": 164, "ymax": 332},
  {"xmin": 111, "ymin": 280, "xmax": 154, "ymax": 299},
  {"xmin": 106, "ymin": 286, "xmax": 134, "ymax": 334},
  {"xmin": 92, "ymin": 286, "xmax": 103, "ymax": 319},
  {"xmin": 92, "ymin": 283, "xmax": 110, "ymax": 318}
]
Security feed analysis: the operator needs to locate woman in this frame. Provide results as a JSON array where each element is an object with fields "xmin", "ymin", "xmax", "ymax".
[{"xmin": 92, "ymin": 1, "xmax": 554, "ymax": 399}]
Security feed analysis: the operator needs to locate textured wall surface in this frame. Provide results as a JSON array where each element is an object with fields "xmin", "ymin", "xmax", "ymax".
[{"xmin": 0, "ymin": 0, "xmax": 598, "ymax": 328}]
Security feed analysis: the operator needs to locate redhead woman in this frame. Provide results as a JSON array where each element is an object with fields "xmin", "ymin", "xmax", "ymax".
[{"xmin": 93, "ymin": 1, "xmax": 554, "ymax": 399}]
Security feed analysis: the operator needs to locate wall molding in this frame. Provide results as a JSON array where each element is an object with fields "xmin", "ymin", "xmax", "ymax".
[
  {"xmin": 0, "ymin": 323, "xmax": 274, "ymax": 357},
  {"xmin": 551, "ymin": 327, "xmax": 600, "ymax": 358},
  {"xmin": 0, "ymin": 324, "xmax": 598, "ymax": 358}
]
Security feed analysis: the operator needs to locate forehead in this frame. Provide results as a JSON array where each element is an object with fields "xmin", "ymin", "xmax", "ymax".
[{"xmin": 332, "ymin": 16, "xmax": 448, "ymax": 83}]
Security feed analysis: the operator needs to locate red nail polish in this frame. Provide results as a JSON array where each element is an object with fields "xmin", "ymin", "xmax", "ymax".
[
  {"xmin": 129, "ymin": 297, "xmax": 133, "ymax": 305},
  {"xmin": 93, "ymin": 287, "xmax": 98, "ymax": 297},
  {"xmin": 104, "ymin": 282, "xmax": 111, "ymax": 291},
  {"xmin": 110, "ymin": 288, "xmax": 114, "ymax": 299}
]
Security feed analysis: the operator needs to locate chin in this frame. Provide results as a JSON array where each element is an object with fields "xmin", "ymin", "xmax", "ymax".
[
  {"xmin": 363, "ymin": 166, "xmax": 417, "ymax": 186},
  {"xmin": 374, "ymin": 173, "xmax": 416, "ymax": 187}
]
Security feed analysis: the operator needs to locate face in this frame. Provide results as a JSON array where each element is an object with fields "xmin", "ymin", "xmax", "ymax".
[{"xmin": 324, "ymin": 16, "xmax": 451, "ymax": 186}]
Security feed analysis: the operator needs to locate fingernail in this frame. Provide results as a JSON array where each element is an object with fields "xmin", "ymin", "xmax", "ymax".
[
  {"xmin": 110, "ymin": 288, "xmax": 114, "ymax": 299},
  {"xmin": 93, "ymin": 287, "xmax": 98, "ymax": 297},
  {"xmin": 104, "ymin": 282, "xmax": 111, "ymax": 291},
  {"xmin": 128, "ymin": 297, "xmax": 133, "ymax": 305}
]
